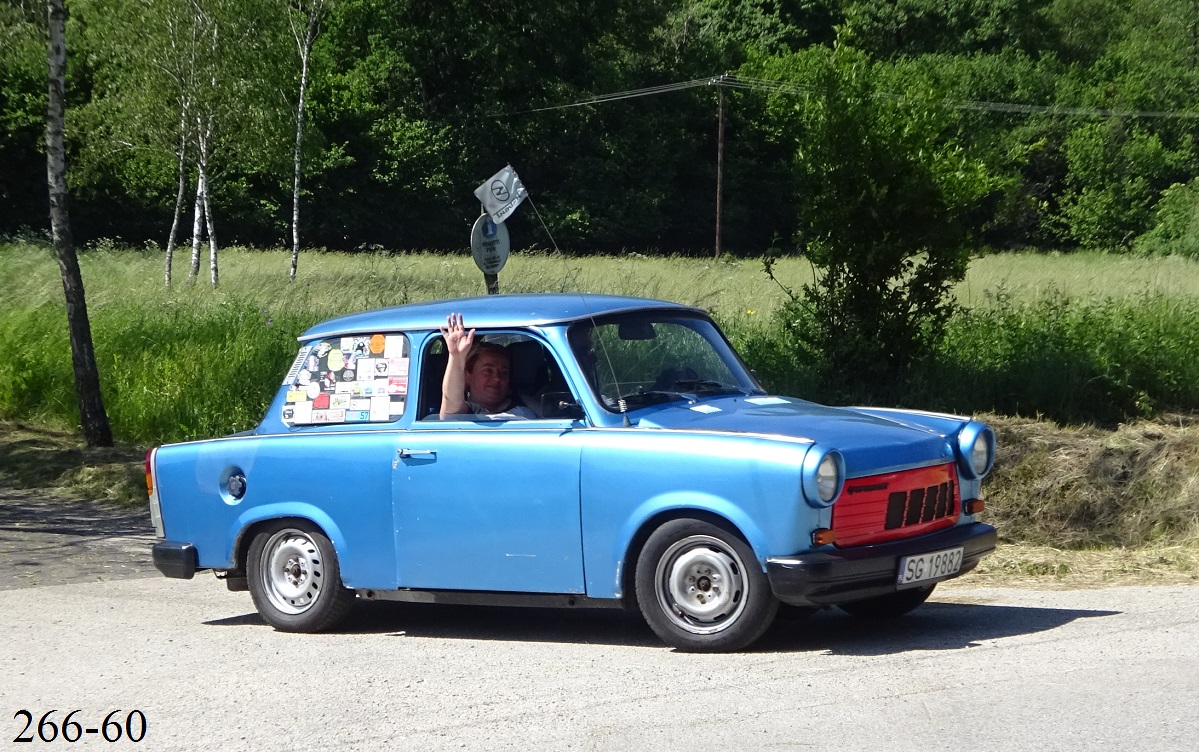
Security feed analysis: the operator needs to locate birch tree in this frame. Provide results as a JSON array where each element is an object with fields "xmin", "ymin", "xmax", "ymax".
[
  {"xmin": 75, "ymin": 0, "xmax": 201, "ymax": 287},
  {"xmin": 45, "ymin": 0, "xmax": 113, "ymax": 447},
  {"xmin": 186, "ymin": 0, "xmax": 221, "ymax": 287},
  {"xmin": 285, "ymin": 0, "xmax": 331, "ymax": 281},
  {"xmin": 180, "ymin": 0, "xmax": 289, "ymax": 288},
  {"xmin": 75, "ymin": 0, "xmax": 286, "ymax": 288}
]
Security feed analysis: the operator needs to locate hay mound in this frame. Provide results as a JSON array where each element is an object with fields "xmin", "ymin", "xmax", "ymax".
[{"xmin": 984, "ymin": 413, "xmax": 1199, "ymax": 548}]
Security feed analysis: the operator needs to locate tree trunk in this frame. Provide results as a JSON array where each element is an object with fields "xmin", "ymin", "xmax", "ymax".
[
  {"xmin": 289, "ymin": 4, "xmax": 323, "ymax": 282},
  {"xmin": 289, "ymin": 35, "xmax": 312, "ymax": 282},
  {"xmin": 197, "ymin": 123, "xmax": 218, "ymax": 288},
  {"xmin": 204, "ymin": 179, "xmax": 218, "ymax": 288},
  {"xmin": 165, "ymin": 116, "xmax": 188, "ymax": 288},
  {"xmin": 189, "ymin": 171, "xmax": 203, "ymax": 283},
  {"xmin": 45, "ymin": 0, "xmax": 112, "ymax": 448}
]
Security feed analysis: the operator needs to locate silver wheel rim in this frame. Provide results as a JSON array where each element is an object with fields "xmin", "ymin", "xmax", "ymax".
[
  {"xmin": 260, "ymin": 529, "xmax": 325, "ymax": 615},
  {"xmin": 654, "ymin": 534, "xmax": 748, "ymax": 635}
]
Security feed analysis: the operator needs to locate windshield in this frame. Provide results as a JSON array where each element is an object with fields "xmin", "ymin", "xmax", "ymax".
[{"xmin": 569, "ymin": 313, "xmax": 764, "ymax": 412}]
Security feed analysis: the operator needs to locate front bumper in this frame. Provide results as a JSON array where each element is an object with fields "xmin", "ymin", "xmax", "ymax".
[
  {"xmin": 152, "ymin": 541, "xmax": 199, "ymax": 579},
  {"xmin": 766, "ymin": 523, "xmax": 997, "ymax": 606}
]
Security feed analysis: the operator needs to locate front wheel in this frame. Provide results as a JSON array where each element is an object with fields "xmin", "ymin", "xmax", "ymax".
[
  {"xmin": 635, "ymin": 518, "xmax": 778, "ymax": 652},
  {"xmin": 838, "ymin": 584, "xmax": 936, "ymax": 618},
  {"xmin": 247, "ymin": 520, "xmax": 354, "ymax": 632}
]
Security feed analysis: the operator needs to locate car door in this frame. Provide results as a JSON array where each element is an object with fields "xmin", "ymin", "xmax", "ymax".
[{"xmin": 391, "ymin": 419, "xmax": 585, "ymax": 593}]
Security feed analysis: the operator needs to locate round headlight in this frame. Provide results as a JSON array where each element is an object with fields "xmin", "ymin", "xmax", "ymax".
[
  {"xmin": 817, "ymin": 454, "xmax": 840, "ymax": 502},
  {"xmin": 956, "ymin": 423, "xmax": 995, "ymax": 479},
  {"xmin": 971, "ymin": 435, "xmax": 990, "ymax": 475},
  {"xmin": 802, "ymin": 446, "xmax": 844, "ymax": 508}
]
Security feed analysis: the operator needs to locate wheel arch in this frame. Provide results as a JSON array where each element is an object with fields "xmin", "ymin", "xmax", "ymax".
[
  {"xmin": 228, "ymin": 505, "xmax": 347, "ymax": 574},
  {"xmin": 618, "ymin": 506, "xmax": 760, "ymax": 607}
]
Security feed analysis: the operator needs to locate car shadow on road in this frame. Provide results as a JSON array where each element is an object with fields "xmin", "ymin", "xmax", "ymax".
[
  {"xmin": 205, "ymin": 601, "xmax": 662, "ymax": 646},
  {"xmin": 204, "ymin": 597, "xmax": 1118, "ymax": 652},
  {"xmin": 754, "ymin": 600, "xmax": 1120, "ymax": 655}
]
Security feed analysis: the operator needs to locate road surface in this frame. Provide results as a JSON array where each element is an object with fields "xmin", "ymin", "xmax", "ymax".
[{"xmin": 1, "ymin": 490, "xmax": 1196, "ymax": 751}]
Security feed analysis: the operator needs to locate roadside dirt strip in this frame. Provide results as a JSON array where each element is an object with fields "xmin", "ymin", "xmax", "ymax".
[{"xmin": 0, "ymin": 487, "xmax": 156, "ymax": 590}]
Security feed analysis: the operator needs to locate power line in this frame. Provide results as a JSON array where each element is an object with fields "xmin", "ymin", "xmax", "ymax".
[
  {"xmin": 513, "ymin": 77, "xmax": 713, "ymax": 114},
  {"xmin": 513, "ymin": 73, "xmax": 1199, "ymax": 120}
]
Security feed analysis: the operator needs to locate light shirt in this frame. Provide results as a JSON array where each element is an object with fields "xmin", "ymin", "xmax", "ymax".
[{"xmin": 466, "ymin": 399, "xmax": 536, "ymax": 420}]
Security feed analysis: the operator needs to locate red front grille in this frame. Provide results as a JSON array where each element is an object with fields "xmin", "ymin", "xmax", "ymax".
[{"xmin": 831, "ymin": 463, "xmax": 959, "ymax": 547}]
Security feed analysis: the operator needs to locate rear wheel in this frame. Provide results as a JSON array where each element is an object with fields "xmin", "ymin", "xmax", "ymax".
[
  {"xmin": 635, "ymin": 518, "xmax": 777, "ymax": 652},
  {"xmin": 838, "ymin": 584, "xmax": 936, "ymax": 618},
  {"xmin": 247, "ymin": 520, "xmax": 354, "ymax": 632}
]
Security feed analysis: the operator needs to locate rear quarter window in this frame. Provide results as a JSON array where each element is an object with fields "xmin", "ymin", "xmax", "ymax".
[{"xmin": 280, "ymin": 333, "xmax": 410, "ymax": 425}]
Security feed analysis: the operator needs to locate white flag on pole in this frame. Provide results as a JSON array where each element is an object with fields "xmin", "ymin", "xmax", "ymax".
[{"xmin": 474, "ymin": 165, "xmax": 527, "ymax": 223}]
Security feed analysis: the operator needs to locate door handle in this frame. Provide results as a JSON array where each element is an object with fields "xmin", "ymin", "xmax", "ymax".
[{"xmin": 397, "ymin": 448, "xmax": 436, "ymax": 459}]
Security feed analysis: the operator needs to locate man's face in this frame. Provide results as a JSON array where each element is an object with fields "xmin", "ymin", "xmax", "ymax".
[{"xmin": 466, "ymin": 351, "xmax": 510, "ymax": 410}]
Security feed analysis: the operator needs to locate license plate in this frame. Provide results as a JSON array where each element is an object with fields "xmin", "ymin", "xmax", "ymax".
[{"xmin": 897, "ymin": 547, "xmax": 963, "ymax": 588}]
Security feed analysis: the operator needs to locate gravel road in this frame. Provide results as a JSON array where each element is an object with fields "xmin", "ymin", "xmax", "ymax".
[{"xmin": 3, "ymin": 487, "xmax": 1197, "ymax": 751}]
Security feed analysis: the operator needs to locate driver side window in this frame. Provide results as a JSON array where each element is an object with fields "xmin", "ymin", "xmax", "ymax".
[{"xmin": 416, "ymin": 333, "xmax": 580, "ymax": 420}]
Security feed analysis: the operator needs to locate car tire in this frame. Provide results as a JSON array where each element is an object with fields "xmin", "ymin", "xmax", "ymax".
[
  {"xmin": 247, "ymin": 520, "xmax": 355, "ymax": 632},
  {"xmin": 635, "ymin": 518, "xmax": 778, "ymax": 652},
  {"xmin": 837, "ymin": 584, "xmax": 936, "ymax": 618}
]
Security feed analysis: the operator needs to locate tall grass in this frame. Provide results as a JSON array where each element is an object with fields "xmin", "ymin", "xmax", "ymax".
[
  {"xmin": 919, "ymin": 292, "xmax": 1199, "ymax": 423},
  {"xmin": 3, "ymin": 240, "xmax": 1199, "ymax": 444}
]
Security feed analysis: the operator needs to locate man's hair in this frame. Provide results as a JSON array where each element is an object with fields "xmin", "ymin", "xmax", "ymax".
[{"xmin": 466, "ymin": 341, "xmax": 509, "ymax": 371}]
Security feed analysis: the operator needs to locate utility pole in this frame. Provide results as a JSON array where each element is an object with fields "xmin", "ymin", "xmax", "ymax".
[{"xmin": 713, "ymin": 75, "xmax": 727, "ymax": 259}]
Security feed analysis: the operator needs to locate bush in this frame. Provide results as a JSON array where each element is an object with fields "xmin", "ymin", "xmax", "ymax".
[
  {"xmin": 904, "ymin": 291, "xmax": 1199, "ymax": 424},
  {"xmin": 746, "ymin": 46, "xmax": 997, "ymax": 397},
  {"xmin": 1134, "ymin": 179, "xmax": 1199, "ymax": 258}
]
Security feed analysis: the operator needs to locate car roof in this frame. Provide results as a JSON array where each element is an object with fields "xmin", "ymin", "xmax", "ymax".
[{"xmin": 300, "ymin": 293, "xmax": 706, "ymax": 341}]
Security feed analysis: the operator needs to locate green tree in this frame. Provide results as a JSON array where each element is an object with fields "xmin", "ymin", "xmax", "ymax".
[
  {"xmin": 750, "ymin": 46, "xmax": 995, "ymax": 397},
  {"xmin": 1053, "ymin": 0, "xmax": 1199, "ymax": 249},
  {"xmin": 837, "ymin": 0, "xmax": 1057, "ymax": 59},
  {"xmin": 284, "ymin": 0, "xmax": 333, "ymax": 281},
  {"xmin": 0, "ymin": 1, "xmax": 49, "ymax": 235},
  {"xmin": 74, "ymin": 0, "xmax": 291, "ymax": 284}
]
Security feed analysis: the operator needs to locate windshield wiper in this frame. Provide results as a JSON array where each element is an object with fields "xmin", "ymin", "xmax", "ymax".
[
  {"xmin": 615, "ymin": 390, "xmax": 692, "ymax": 409},
  {"xmin": 612, "ymin": 383, "xmax": 756, "ymax": 410},
  {"xmin": 669, "ymin": 380, "xmax": 756, "ymax": 397}
]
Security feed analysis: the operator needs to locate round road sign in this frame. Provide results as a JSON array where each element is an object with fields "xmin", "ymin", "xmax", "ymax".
[{"xmin": 470, "ymin": 214, "xmax": 510, "ymax": 275}]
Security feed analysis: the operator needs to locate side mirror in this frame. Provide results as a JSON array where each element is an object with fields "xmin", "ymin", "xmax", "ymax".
[{"xmin": 540, "ymin": 392, "xmax": 585, "ymax": 420}]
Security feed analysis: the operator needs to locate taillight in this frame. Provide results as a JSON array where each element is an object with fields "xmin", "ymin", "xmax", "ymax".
[
  {"xmin": 144, "ymin": 448, "xmax": 154, "ymax": 496},
  {"xmin": 146, "ymin": 447, "xmax": 164, "ymax": 538}
]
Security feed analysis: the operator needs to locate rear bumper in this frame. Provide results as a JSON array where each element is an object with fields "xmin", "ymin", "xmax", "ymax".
[
  {"xmin": 766, "ymin": 523, "xmax": 997, "ymax": 606},
  {"xmin": 152, "ymin": 541, "xmax": 200, "ymax": 579}
]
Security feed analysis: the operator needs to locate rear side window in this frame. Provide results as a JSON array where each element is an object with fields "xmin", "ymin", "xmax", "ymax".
[{"xmin": 280, "ymin": 333, "xmax": 410, "ymax": 425}]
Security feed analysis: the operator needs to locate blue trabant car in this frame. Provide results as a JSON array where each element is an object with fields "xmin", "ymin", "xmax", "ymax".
[{"xmin": 147, "ymin": 294, "xmax": 997, "ymax": 652}]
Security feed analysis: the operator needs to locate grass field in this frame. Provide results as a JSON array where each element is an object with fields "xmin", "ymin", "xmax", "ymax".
[
  {"xmin": 2, "ymin": 240, "xmax": 1197, "ymax": 556},
  {"xmin": 7, "ymin": 241, "xmax": 1198, "ymax": 323},
  {"xmin": 4, "ymin": 240, "xmax": 1199, "ymax": 439},
  {"xmin": 955, "ymin": 251, "xmax": 1199, "ymax": 307}
]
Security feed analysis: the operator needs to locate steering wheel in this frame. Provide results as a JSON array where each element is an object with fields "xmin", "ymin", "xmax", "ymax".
[{"xmin": 651, "ymin": 366, "xmax": 699, "ymax": 391}]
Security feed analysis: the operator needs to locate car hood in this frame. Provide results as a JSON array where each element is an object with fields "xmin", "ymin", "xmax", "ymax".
[{"xmin": 632, "ymin": 396, "xmax": 960, "ymax": 476}]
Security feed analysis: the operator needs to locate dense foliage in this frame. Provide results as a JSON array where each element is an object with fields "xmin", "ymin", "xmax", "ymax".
[
  {"xmin": 2, "ymin": 0, "xmax": 1199, "ymax": 256},
  {"xmin": 3, "ymin": 242, "xmax": 1198, "ymax": 443}
]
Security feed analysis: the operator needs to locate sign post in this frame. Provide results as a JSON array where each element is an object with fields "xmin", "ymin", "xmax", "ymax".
[{"xmin": 470, "ymin": 211, "xmax": 510, "ymax": 294}]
